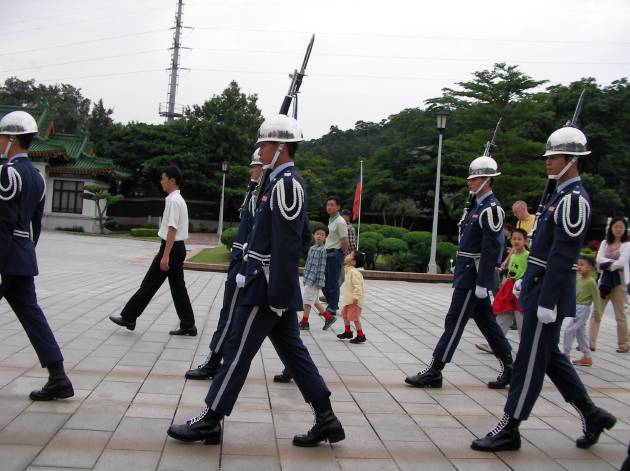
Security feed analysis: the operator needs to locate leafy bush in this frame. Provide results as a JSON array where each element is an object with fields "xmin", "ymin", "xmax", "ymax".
[
  {"xmin": 437, "ymin": 241, "xmax": 458, "ymax": 273},
  {"xmin": 309, "ymin": 220, "xmax": 325, "ymax": 231},
  {"xmin": 357, "ymin": 237, "xmax": 378, "ymax": 269},
  {"xmin": 130, "ymin": 228, "xmax": 159, "ymax": 237},
  {"xmin": 55, "ymin": 226, "xmax": 85, "ymax": 233},
  {"xmin": 387, "ymin": 252, "xmax": 417, "ymax": 272},
  {"xmin": 378, "ymin": 237, "xmax": 409, "ymax": 255},
  {"xmin": 360, "ymin": 231, "xmax": 385, "ymax": 243},
  {"xmin": 220, "ymin": 227, "xmax": 238, "ymax": 248},
  {"xmin": 402, "ymin": 231, "xmax": 431, "ymax": 250},
  {"xmin": 377, "ymin": 225, "xmax": 410, "ymax": 239}
]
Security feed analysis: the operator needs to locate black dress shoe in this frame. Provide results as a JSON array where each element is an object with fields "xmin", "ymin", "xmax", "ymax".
[
  {"xmin": 405, "ymin": 359, "xmax": 445, "ymax": 388},
  {"xmin": 109, "ymin": 315, "xmax": 136, "ymax": 331},
  {"xmin": 293, "ymin": 397, "xmax": 345, "ymax": 447},
  {"xmin": 337, "ymin": 331, "xmax": 353, "ymax": 340},
  {"xmin": 273, "ymin": 368, "xmax": 293, "ymax": 383},
  {"xmin": 169, "ymin": 326, "xmax": 198, "ymax": 336},
  {"xmin": 471, "ymin": 414, "xmax": 521, "ymax": 451},
  {"xmin": 572, "ymin": 397, "xmax": 617, "ymax": 449},
  {"xmin": 167, "ymin": 406, "xmax": 222, "ymax": 444},
  {"xmin": 487, "ymin": 356, "xmax": 513, "ymax": 389},
  {"xmin": 349, "ymin": 335, "xmax": 366, "ymax": 344},
  {"xmin": 30, "ymin": 361, "xmax": 74, "ymax": 401},
  {"xmin": 185, "ymin": 352, "xmax": 222, "ymax": 380},
  {"xmin": 323, "ymin": 316, "xmax": 337, "ymax": 331}
]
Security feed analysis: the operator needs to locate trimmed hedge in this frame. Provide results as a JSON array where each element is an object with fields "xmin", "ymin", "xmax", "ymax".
[
  {"xmin": 376, "ymin": 225, "xmax": 409, "ymax": 239},
  {"xmin": 360, "ymin": 231, "xmax": 385, "ymax": 243},
  {"xmin": 378, "ymin": 237, "xmax": 409, "ymax": 255},
  {"xmin": 130, "ymin": 228, "xmax": 159, "ymax": 237},
  {"xmin": 402, "ymin": 231, "xmax": 431, "ymax": 250},
  {"xmin": 221, "ymin": 227, "xmax": 238, "ymax": 248}
]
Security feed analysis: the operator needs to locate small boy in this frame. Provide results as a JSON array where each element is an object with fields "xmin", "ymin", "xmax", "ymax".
[
  {"xmin": 564, "ymin": 255, "xmax": 601, "ymax": 366},
  {"xmin": 300, "ymin": 226, "xmax": 336, "ymax": 331},
  {"xmin": 337, "ymin": 250, "xmax": 366, "ymax": 344}
]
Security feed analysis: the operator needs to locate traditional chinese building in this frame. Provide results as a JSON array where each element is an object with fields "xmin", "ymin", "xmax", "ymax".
[{"xmin": 0, "ymin": 99, "xmax": 129, "ymax": 232}]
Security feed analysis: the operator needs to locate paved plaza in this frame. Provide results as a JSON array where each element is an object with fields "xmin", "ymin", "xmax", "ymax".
[{"xmin": 0, "ymin": 232, "xmax": 628, "ymax": 470}]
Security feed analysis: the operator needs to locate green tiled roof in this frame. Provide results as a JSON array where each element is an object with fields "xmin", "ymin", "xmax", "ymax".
[{"xmin": 1, "ymin": 99, "xmax": 129, "ymax": 180}]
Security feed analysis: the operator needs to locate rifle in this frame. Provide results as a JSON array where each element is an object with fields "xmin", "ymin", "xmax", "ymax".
[
  {"xmin": 247, "ymin": 34, "xmax": 315, "ymax": 212},
  {"xmin": 458, "ymin": 117, "xmax": 502, "ymax": 239},
  {"xmin": 532, "ymin": 88, "xmax": 586, "ymax": 237}
]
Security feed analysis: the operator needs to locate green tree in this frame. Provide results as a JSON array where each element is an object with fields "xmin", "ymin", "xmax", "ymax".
[{"xmin": 83, "ymin": 184, "xmax": 124, "ymax": 234}]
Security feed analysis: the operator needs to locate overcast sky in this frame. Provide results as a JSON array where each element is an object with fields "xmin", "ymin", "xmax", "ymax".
[{"xmin": 3, "ymin": 0, "xmax": 629, "ymax": 138}]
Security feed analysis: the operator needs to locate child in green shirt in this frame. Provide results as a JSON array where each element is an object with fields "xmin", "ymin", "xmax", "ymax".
[{"xmin": 563, "ymin": 255, "xmax": 602, "ymax": 366}]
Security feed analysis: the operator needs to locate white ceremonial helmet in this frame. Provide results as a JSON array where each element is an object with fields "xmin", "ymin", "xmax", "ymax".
[
  {"xmin": 467, "ymin": 155, "xmax": 500, "ymax": 180},
  {"xmin": 249, "ymin": 150, "xmax": 263, "ymax": 166},
  {"xmin": 542, "ymin": 126, "xmax": 591, "ymax": 157},
  {"xmin": 256, "ymin": 115, "xmax": 304, "ymax": 144},
  {"xmin": 0, "ymin": 111, "xmax": 38, "ymax": 136}
]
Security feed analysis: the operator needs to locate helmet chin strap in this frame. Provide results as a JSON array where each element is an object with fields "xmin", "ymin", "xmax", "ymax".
[
  {"xmin": 270, "ymin": 143, "xmax": 285, "ymax": 169},
  {"xmin": 472, "ymin": 177, "xmax": 490, "ymax": 195},
  {"xmin": 0, "ymin": 136, "xmax": 14, "ymax": 159},
  {"xmin": 550, "ymin": 156, "xmax": 578, "ymax": 181}
]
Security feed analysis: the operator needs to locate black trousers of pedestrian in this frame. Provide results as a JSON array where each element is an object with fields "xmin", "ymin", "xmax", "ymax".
[
  {"xmin": 0, "ymin": 275, "xmax": 64, "ymax": 367},
  {"xmin": 433, "ymin": 288, "xmax": 512, "ymax": 363},
  {"xmin": 121, "ymin": 240, "xmax": 195, "ymax": 329}
]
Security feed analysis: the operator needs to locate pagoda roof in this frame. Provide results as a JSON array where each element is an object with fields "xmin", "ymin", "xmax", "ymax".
[{"xmin": 0, "ymin": 99, "xmax": 129, "ymax": 180}]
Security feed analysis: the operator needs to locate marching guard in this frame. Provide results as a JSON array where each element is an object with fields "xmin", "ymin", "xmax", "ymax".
[
  {"xmin": 167, "ymin": 115, "xmax": 345, "ymax": 447},
  {"xmin": 184, "ymin": 152, "xmax": 263, "ymax": 380},
  {"xmin": 0, "ymin": 111, "xmax": 74, "ymax": 401},
  {"xmin": 405, "ymin": 154, "xmax": 514, "ymax": 390},
  {"xmin": 472, "ymin": 124, "xmax": 616, "ymax": 451}
]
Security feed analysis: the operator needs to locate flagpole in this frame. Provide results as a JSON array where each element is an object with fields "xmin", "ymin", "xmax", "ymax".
[{"xmin": 357, "ymin": 160, "xmax": 363, "ymax": 251}]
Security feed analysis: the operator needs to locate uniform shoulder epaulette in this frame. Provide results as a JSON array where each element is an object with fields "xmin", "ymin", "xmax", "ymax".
[
  {"xmin": 270, "ymin": 175, "xmax": 304, "ymax": 221},
  {"xmin": 0, "ymin": 162, "xmax": 22, "ymax": 201},
  {"xmin": 478, "ymin": 203, "xmax": 504, "ymax": 232},
  {"xmin": 554, "ymin": 191, "xmax": 590, "ymax": 238}
]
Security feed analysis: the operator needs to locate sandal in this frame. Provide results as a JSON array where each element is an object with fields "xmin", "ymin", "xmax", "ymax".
[{"xmin": 616, "ymin": 346, "xmax": 629, "ymax": 353}]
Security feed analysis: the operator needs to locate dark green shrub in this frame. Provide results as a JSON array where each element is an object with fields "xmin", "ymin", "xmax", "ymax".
[
  {"xmin": 220, "ymin": 227, "xmax": 238, "ymax": 248},
  {"xmin": 360, "ymin": 231, "xmax": 385, "ymax": 243},
  {"xmin": 388, "ymin": 252, "xmax": 417, "ymax": 272},
  {"xmin": 358, "ymin": 237, "xmax": 378, "ymax": 269},
  {"xmin": 378, "ymin": 237, "xmax": 409, "ymax": 255},
  {"xmin": 437, "ymin": 241, "xmax": 458, "ymax": 273},
  {"xmin": 130, "ymin": 228, "xmax": 159, "ymax": 237},
  {"xmin": 377, "ymin": 225, "xmax": 410, "ymax": 239},
  {"xmin": 402, "ymin": 231, "xmax": 432, "ymax": 250}
]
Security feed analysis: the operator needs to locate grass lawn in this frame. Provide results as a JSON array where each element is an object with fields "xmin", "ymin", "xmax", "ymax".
[
  {"xmin": 188, "ymin": 246, "xmax": 230, "ymax": 265},
  {"xmin": 58, "ymin": 230, "xmax": 161, "ymax": 242}
]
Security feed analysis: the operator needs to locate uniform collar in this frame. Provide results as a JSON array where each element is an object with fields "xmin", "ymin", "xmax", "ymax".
[
  {"xmin": 475, "ymin": 191, "xmax": 493, "ymax": 206},
  {"xmin": 9, "ymin": 152, "xmax": 28, "ymax": 161},
  {"xmin": 556, "ymin": 176, "xmax": 581, "ymax": 193},
  {"xmin": 270, "ymin": 161, "xmax": 294, "ymax": 181}
]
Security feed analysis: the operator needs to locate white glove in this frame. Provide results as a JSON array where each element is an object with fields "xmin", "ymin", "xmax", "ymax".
[
  {"xmin": 512, "ymin": 279, "xmax": 523, "ymax": 298},
  {"xmin": 236, "ymin": 274, "xmax": 246, "ymax": 288},
  {"xmin": 270, "ymin": 306, "xmax": 284, "ymax": 317},
  {"xmin": 474, "ymin": 285, "xmax": 488, "ymax": 299},
  {"xmin": 537, "ymin": 306, "xmax": 557, "ymax": 324}
]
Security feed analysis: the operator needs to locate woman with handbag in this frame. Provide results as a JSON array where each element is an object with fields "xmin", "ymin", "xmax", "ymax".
[{"xmin": 589, "ymin": 217, "xmax": 630, "ymax": 353}]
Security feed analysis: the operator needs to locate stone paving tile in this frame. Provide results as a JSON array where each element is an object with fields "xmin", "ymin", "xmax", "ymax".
[{"xmin": 1, "ymin": 232, "xmax": 629, "ymax": 470}]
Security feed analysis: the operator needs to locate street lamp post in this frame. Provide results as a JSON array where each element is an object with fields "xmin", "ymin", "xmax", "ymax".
[
  {"xmin": 217, "ymin": 160, "xmax": 228, "ymax": 246},
  {"xmin": 427, "ymin": 110, "xmax": 448, "ymax": 274}
]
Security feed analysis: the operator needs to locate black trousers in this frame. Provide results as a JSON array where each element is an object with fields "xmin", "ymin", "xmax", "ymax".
[
  {"xmin": 121, "ymin": 240, "xmax": 195, "ymax": 328},
  {"xmin": 433, "ymin": 288, "xmax": 512, "ymax": 363},
  {"xmin": 0, "ymin": 275, "xmax": 63, "ymax": 367},
  {"xmin": 205, "ymin": 304, "xmax": 330, "ymax": 416},
  {"xmin": 505, "ymin": 309, "xmax": 587, "ymax": 420}
]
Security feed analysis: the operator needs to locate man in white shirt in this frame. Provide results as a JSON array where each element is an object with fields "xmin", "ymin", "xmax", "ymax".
[{"xmin": 110, "ymin": 166, "xmax": 197, "ymax": 335}]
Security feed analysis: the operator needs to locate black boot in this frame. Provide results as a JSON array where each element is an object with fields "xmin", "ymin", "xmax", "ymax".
[
  {"xmin": 572, "ymin": 396, "xmax": 617, "ymax": 449},
  {"xmin": 404, "ymin": 358, "xmax": 444, "ymax": 388},
  {"xmin": 167, "ymin": 406, "xmax": 222, "ymax": 444},
  {"xmin": 30, "ymin": 361, "xmax": 74, "ymax": 401},
  {"xmin": 273, "ymin": 368, "xmax": 293, "ymax": 383},
  {"xmin": 471, "ymin": 414, "xmax": 521, "ymax": 451},
  {"xmin": 488, "ymin": 354, "xmax": 513, "ymax": 389},
  {"xmin": 185, "ymin": 352, "xmax": 222, "ymax": 380},
  {"xmin": 293, "ymin": 397, "xmax": 345, "ymax": 447}
]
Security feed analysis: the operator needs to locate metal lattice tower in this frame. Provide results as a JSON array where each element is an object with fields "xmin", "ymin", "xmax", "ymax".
[{"xmin": 159, "ymin": 0, "xmax": 185, "ymax": 122}]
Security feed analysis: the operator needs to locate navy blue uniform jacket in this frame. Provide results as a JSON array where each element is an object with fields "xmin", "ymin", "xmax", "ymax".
[
  {"xmin": 0, "ymin": 154, "xmax": 46, "ymax": 277},
  {"xmin": 453, "ymin": 192, "xmax": 504, "ymax": 291},
  {"xmin": 519, "ymin": 180, "xmax": 591, "ymax": 318},
  {"xmin": 240, "ymin": 164, "xmax": 311, "ymax": 311}
]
